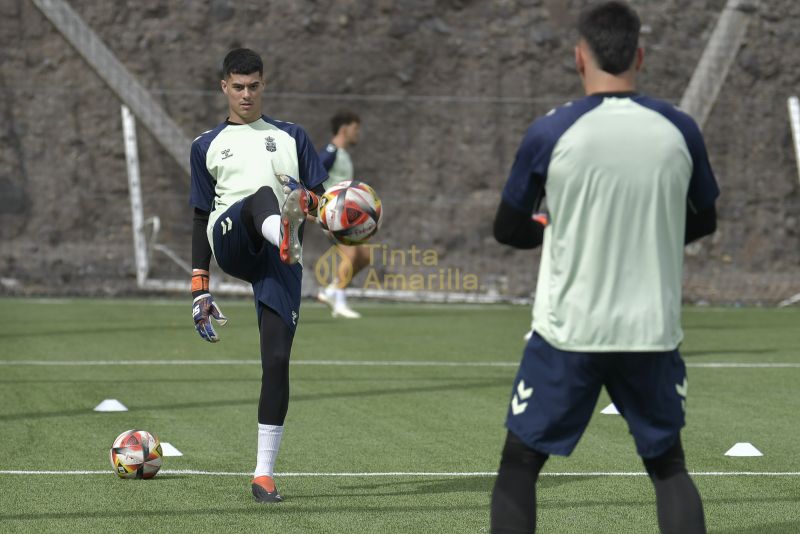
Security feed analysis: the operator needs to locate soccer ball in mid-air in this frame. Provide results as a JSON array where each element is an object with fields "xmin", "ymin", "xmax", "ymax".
[
  {"xmin": 318, "ymin": 180, "xmax": 382, "ymax": 246},
  {"xmin": 109, "ymin": 429, "xmax": 163, "ymax": 479}
]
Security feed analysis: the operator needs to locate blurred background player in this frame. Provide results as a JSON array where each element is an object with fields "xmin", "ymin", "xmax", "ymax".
[
  {"xmin": 189, "ymin": 48, "xmax": 328, "ymax": 503},
  {"xmin": 490, "ymin": 2, "xmax": 718, "ymax": 533},
  {"xmin": 315, "ymin": 110, "xmax": 369, "ymax": 318}
]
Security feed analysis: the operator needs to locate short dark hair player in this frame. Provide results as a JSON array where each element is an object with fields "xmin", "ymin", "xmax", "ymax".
[
  {"xmin": 189, "ymin": 48, "xmax": 328, "ymax": 503},
  {"xmin": 490, "ymin": 3, "xmax": 719, "ymax": 533}
]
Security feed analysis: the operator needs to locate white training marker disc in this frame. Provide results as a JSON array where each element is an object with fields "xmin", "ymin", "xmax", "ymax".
[
  {"xmin": 724, "ymin": 442, "xmax": 763, "ymax": 457},
  {"xmin": 93, "ymin": 399, "xmax": 128, "ymax": 412},
  {"xmin": 160, "ymin": 442, "xmax": 184, "ymax": 457}
]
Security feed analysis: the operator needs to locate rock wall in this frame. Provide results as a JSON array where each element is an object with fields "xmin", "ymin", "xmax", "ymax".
[{"xmin": 1, "ymin": 0, "xmax": 798, "ymax": 302}]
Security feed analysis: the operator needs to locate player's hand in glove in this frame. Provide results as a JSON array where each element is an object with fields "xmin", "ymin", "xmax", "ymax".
[
  {"xmin": 276, "ymin": 173, "xmax": 319, "ymax": 216},
  {"xmin": 191, "ymin": 270, "xmax": 228, "ymax": 342}
]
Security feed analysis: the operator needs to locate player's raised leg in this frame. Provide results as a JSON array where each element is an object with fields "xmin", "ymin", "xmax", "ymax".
[
  {"xmin": 241, "ymin": 185, "xmax": 282, "ymax": 248},
  {"xmin": 241, "ymin": 183, "xmax": 317, "ymax": 263},
  {"xmin": 279, "ymin": 187, "xmax": 320, "ymax": 265}
]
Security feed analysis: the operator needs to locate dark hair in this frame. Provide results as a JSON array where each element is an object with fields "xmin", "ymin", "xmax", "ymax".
[
  {"xmin": 221, "ymin": 48, "xmax": 263, "ymax": 79},
  {"xmin": 331, "ymin": 109, "xmax": 361, "ymax": 135},
  {"xmin": 578, "ymin": 1, "xmax": 641, "ymax": 75}
]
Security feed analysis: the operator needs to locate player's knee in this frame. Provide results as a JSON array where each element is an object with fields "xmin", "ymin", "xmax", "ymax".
[
  {"xmin": 262, "ymin": 351, "xmax": 289, "ymax": 374},
  {"xmin": 643, "ymin": 438, "xmax": 687, "ymax": 481},
  {"xmin": 500, "ymin": 431, "xmax": 549, "ymax": 475},
  {"xmin": 243, "ymin": 186, "xmax": 280, "ymax": 223},
  {"xmin": 253, "ymin": 186, "xmax": 280, "ymax": 213}
]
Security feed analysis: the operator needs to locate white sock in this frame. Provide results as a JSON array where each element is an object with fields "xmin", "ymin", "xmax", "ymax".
[
  {"xmin": 335, "ymin": 287, "xmax": 347, "ymax": 308},
  {"xmin": 254, "ymin": 424, "xmax": 283, "ymax": 478},
  {"xmin": 323, "ymin": 282, "xmax": 336, "ymax": 298},
  {"xmin": 261, "ymin": 215, "xmax": 281, "ymax": 247}
]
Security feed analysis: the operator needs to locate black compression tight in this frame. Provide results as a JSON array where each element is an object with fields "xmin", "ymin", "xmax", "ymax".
[
  {"xmin": 643, "ymin": 437, "xmax": 706, "ymax": 534},
  {"xmin": 490, "ymin": 433, "xmax": 705, "ymax": 534},
  {"xmin": 491, "ymin": 431, "xmax": 549, "ymax": 534},
  {"xmin": 257, "ymin": 305, "xmax": 295, "ymax": 425}
]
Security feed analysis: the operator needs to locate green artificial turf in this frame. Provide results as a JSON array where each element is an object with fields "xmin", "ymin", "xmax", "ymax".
[{"xmin": 0, "ymin": 298, "xmax": 798, "ymax": 532}]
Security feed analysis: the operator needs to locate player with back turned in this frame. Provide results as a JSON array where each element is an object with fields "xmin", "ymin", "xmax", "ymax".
[
  {"xmin": 189, "ymin": 48, "xmax": 328, "ymax": 503},
  {"xmin": 490, "ymin": 2, "xmax": 718, "ymax": 533}
]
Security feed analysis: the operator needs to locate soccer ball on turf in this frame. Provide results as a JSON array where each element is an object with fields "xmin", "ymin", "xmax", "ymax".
[
  {"xmin": 318, "ymin": 180, "xmax": 382, "ymax": 246},
  {"xmin": 109, "ymin": 429, "xmax": 163, "ymax": 479}
]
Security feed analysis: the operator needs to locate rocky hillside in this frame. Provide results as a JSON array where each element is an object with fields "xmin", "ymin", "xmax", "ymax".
[{"xmin": 1, "ymin": 0, "xmax": 798, "ymax": 302}]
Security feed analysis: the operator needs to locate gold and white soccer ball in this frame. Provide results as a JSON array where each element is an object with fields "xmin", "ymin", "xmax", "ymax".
[
  {"xmin": 109, "ymin": 429, "xmax": 163, "ymax": 479},
  {"xmin": 318, "ymin": 180, "xmax": 383, "ymax": 246}
]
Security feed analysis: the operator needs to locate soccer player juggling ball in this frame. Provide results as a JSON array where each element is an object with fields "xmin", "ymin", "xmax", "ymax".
[
  {"xmin": 490, "ymin": 3, "xmax": 718, "ymax": 533},
  {"xmin": 189, "ymin": 48, "xmax": 328, "ymax": 503}
]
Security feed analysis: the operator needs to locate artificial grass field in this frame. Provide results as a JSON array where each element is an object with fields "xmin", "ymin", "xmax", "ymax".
[{"xmin": 0, "ymin": 297, "xmax": 799, "ymax": 533}]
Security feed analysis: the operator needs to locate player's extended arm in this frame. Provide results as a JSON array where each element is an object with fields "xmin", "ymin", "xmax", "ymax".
[
  {"xmin": 493, "ymin": 198, "xmax": 547, "ymax": 249},
  {"xmin": 191, "ymin": 208, "xmax": 228, "ymax": 342},
  {"xmin": 685, "ymin": 204, "xmax": 717, "ymax": 244}
]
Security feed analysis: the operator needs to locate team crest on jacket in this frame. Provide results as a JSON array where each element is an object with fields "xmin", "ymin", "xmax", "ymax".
[{"xmin": 265, "ymin": 136, "xmax": 277, "ymax": 152}]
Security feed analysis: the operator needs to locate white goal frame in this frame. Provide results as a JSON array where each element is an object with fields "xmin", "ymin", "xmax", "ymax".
[
  {"xmin": 788, "ymin": 96, "xmax": 800, "ymax": 186},
  {"xmin": 778, "ymin": 96, "xmax": 800, "ymax": 307}
]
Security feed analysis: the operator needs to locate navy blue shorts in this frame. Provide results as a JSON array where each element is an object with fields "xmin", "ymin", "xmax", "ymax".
[
  {"xmin": 505, "ymin": 332, "xmax": 688, "ymax": 459},
  {"xmin": 211, "ymin": 200, "xmax": 303, "ymax": 331}
]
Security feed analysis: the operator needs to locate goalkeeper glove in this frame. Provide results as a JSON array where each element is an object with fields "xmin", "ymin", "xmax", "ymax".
[
  {"xmin": 191, "ymin": 270, "xmax": 228, "ymax": 342},
  {"xmin": 276, "ymin": 173, "xmax": 319, "ymax": 216}
]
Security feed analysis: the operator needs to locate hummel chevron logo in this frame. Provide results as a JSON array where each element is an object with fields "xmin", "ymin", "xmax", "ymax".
[
  {"xmin": 675, "ymin": 378, "xmax": 688, "ymax": 398},
  {"xmin": 221, "ymin": 217, "xmax": 233, "ymax": 235},
  {"xmin": 676, "ymin": 378, "xmax": 688, "ymax": 413},
  {"xmin": 517, "ymin": 380, "xmax": 533, "ymax": 400},
  {"xmin": 511, "ymin": 396, "xmax": 527, "ymax": 415},
  {"xmin": 511, "ymin": 379, "xmax": 533, "ymax": 415}
]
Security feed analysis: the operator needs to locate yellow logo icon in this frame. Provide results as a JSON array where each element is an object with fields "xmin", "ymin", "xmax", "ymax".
[{"xmin": 314, "ymin": 245, "xmax": 354, "ymax": 287}]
